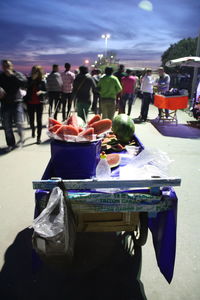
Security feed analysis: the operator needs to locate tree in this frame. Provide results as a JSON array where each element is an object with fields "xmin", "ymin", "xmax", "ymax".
[
  {"xmin": 161, "ymin": 37, "xmax": 199, "ymax": 95},
  {"xmin": 161, "ymin": 37, "xmax": 198, "ymax": 71}
]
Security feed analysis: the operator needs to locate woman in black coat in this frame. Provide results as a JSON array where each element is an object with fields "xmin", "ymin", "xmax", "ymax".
[{"xmin": 25, "ymin": 66, "xmax": 46, "ymax": 144}]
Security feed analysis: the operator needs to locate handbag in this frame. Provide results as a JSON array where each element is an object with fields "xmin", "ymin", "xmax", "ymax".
[{"xmin": 32, "ymin": 181, "xmax": 77, "ymax": 267}]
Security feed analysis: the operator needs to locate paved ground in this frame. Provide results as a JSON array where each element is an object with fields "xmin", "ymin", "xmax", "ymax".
[{"xmin": 0, "ymin": 99, "xmax": 200, "ymax": 299}]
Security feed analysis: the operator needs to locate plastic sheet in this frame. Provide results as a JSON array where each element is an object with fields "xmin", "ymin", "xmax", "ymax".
[
  {"xmin": 119, "ymin": 148, "xmax": 173, "ymax": 179},
  {"xmin": 32, "ymin": 187, "xmax": 64, "ymax": 238}
]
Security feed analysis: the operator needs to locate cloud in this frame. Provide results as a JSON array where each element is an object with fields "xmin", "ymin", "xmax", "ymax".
[{"xmin": 0, "ymin": 0, "xmax": 199, "ymax": 72}]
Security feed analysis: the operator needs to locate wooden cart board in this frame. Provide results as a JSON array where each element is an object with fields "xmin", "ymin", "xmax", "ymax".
[{"xmin": 77, "ymin": 212, "xmax": 139, "ymax": 232}]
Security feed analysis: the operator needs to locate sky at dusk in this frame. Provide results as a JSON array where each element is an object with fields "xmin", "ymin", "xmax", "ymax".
[{"xmin": 0, "ymin": 0, "xmax": 199, "ymax": 73}]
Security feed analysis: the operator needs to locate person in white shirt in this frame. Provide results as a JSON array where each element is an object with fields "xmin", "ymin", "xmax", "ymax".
[
  {"xmin": 61, "ymin": 63, "xmax": 75, "ymax": 121},
  {"xmin": 137, "ymin": 68, "xmax": 154, "ymax": 122}
]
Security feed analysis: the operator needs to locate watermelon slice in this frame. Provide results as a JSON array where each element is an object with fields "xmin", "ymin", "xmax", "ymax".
[
  {"xmin": 90, "ymin": 119, "xmax": 112, "ymax": 135},
  {"xmin": 78, "ymin": 127, "xmax": 94, "ymax": 136},
  {"xmin": 106, "ymin": 153, "xmax": 121, "ymax": 168},
  {"xmin": 48, "ymin": 124, "xmax": 62, "ymax": 133},
  {"xmin": 88, "ymin": 114, "xmax": 101, "ymax": 126},
  {"xmin": 48, "ymin": 117, "xmax": 62, "ymax": 128},
  {"xmin": 66, "ymin": 114, "xmax": 78, "ymax": 128},
  {"xmin": 78, "ymin": 127, "xmax": 84, "ymax": 133},
  {"xmin": 56, "ymin": 125, "xmax": 79, "ymax": 139},
  {"xmin": 111, "ymin": 143, "xmax": 125, "ymax": 152}
]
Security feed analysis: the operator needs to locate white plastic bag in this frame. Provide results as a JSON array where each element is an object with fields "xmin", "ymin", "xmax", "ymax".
[
  {"xmin": 119, "ymin": 148, "xmax": 173, "ymax": 179},
  {"xmin": 32, "ymin": 187, "xmax": 65, "ymax": 238},
  {"xmin": 32, "ymin": 185, "xmax": 77, "ymax": 264}
]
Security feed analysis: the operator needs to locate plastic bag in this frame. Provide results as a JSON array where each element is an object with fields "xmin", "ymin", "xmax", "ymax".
[
  {"xmin": 32, "ymin": 187, "xmax": 65, "ymax": 238},
  {"xmin": 119, "ymin": 148, "xmax": 173, "ymax": 179},
  {"xmin": 32, "ymin": 185, "xmax": 76, "ymax": 265}
]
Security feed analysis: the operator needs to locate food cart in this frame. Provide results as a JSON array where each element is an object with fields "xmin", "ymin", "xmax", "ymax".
[
  {"xmin": 32, "ymin": 135, "xmax": 181, "ymax": 283},
  {"xmin": 154, "ymin": 94, "xmax": 188, "ymax": 124}
]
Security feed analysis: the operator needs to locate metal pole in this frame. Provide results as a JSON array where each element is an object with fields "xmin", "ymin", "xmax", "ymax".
[
  {"xmin": 190, "ymin": 30, "xmax": 200, "ymax": 107},
  {"xmin": 105, "ymin": 37, "xmax": 108, "ymax": 58}
]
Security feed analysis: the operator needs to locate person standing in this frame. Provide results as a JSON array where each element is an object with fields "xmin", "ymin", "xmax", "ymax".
[
  {"xmin": 25, "ymin": 65, "xmax": 46, "ymax": 144},
  {"xmin": 0, "ymin": 60, "xmax": 27, "ymax": 151},
  {"xmin": 46, "ymin": 64, "xmax": 63, "ymax": 120},
  {"xmin": 98, "ymin": 67, "xmax": 122, "ymax": 120},
  {"xmin": 91, "ymin": 68, "xmax": 102, "ymax": 114},
  {"xmin": 61, "ymin": 63, "xmax": 75, "ymax": 121},
  {"xmin": 72, "ymin": 66, "xmax": 96, "ymax": 121},
  {"xmin": 155, "ymin": 67, "xmax": 171, "ymax": 117},
  {"xmin": 137, "ymin": 68, "xmax": 154, "ymax": 122},
  {"xmin": 121, "ymin": 69, "xmax": 137, "ymax": 115},
  {"xmin": 114, "ymin": 64, "xmax": 126, "ymax": 112}
]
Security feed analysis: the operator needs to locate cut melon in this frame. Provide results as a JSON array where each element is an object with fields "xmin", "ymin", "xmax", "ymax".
[
  {"xmin": 88, "ymin": 114, "xmax": 101, "ymax": 126},
  {"xmin": 106, "ymin": 153, "xmax": 121, "ymax": 168},
  {"xmin": 90, "ymin": 119, "xmax": 112, "ymax": 135}
]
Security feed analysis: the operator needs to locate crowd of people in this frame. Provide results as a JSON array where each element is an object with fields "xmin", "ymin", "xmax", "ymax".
[{"xmin": 0, "ymin": 59, "xmax": 171, "ymax": 152}]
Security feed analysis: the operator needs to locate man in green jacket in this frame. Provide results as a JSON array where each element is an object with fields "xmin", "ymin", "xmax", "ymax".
[{"xmin": 98, "ymin": 67, "xmax": 122, "ymax": 120}]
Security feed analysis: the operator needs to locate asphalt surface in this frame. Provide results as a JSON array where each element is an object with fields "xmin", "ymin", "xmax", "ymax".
[{"xmin": 0, "ymin": 99, "xmax": 200, "ymax": 299}]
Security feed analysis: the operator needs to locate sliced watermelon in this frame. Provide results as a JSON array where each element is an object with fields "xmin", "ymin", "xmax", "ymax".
[
  {"xmin": 66, "ymin": 125, "xmax": 79, "ymax": 135},
  {"xmin": 90, "ymin": 119, "xmax": 112, "ymax": 135},
  {"xmin": 111, "ymin": 143, "xmax": 124, "ymax": 152},
  {"xmin": 66, "ymin": 114, "xmax": 78, "ymax": 128},
  {"xmin": 48, "ymin": 117, "xmax": 62, "ymax": 128},
  {"xmin": 78, "ymin": 127, "xmax": 84, "ymax": 133},
  {"xmin": 88, "ymin": 114, "xmax": 101, "ymax": 126},
  {"xmin": 56, "ymin": 125, "xmax": 79, "ymax": 139},
  {"xmin": 106, "ymin": 153, "xmax": 121, "ymax": 168},
  {"xmin": 48, "ymin": 124, "xmax": 62, "ymax": 133},
  {"xmin": 78, "ymin": 127, "xmax": 94, "ymax": 136}
]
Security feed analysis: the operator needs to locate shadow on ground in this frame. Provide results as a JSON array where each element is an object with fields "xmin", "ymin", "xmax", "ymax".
[
  {"xmin": 0, "ymin": 228, "xmax": 147, "ymax": 300},
  {"xmin": 151, "ymin": 119, "xmax": 200, "ymax": 139},
  {"xmin": 0, "ymin": 228, "xmax": 146, "ymax": 300},
  {"xmin": 0, "ymin": 138, "xmax": 50, "ymax": 155}
]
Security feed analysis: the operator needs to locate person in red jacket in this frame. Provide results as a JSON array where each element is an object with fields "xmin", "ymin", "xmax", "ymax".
[{"xmin": 121, "ymin": 69, "xmax": 137, "ymax": 115}]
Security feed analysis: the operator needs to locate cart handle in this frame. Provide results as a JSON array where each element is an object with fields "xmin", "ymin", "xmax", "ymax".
[{"xmin": 32, "ymin": 177, "xmax": 181, "ymax": 191}]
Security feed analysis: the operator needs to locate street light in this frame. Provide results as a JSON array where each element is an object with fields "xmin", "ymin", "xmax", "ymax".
[
  {"xmin": 98, "ymin": 54, "xmax": 103, "ymax": 59},
  {"xmin": 84, "ymin": 59, "xmax": 89, "ymax": 65},
  {"xmin": 101, "ymin": 34, "xmax": 110, "ymax": 58}
]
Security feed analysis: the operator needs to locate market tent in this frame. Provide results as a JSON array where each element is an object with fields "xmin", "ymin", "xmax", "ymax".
[
  {"xmin": 166, "ymin": 56, "xmax": 200, "ymax": 68},
  {"xmin": 166, "ymin": 56, "xmax": 200, "ymax": 106}
]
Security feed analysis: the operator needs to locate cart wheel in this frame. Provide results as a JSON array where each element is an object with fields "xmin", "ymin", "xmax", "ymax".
[{"xmin": 132, "ymin": 212, "xmax": 148, "ymax": 247}]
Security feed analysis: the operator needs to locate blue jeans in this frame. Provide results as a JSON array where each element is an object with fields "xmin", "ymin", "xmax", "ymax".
[{"xmin": 1, "ymin": 102, "xmax": 24, "ymax": 147}]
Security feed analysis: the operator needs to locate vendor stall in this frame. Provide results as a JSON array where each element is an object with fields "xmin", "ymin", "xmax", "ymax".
[
  {"xmin": 32, "ymin": 133, "xmax": 181, "ymax": 284},
  {"xmin": 154, "ymin": 94, "xmax": 188, "ymax": 124}
]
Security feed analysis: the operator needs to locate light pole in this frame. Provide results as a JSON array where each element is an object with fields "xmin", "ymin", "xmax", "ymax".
[{"xmin": 101, "ymin": 34, "xmax": 110, "ymax": 58}]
